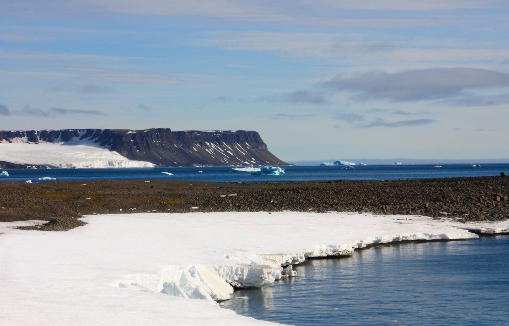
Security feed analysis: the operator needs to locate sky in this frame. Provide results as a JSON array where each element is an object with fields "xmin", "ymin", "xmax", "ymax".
[{"xmin": 1, "ymin": 1, "xmax": 509, "ymax": 161}]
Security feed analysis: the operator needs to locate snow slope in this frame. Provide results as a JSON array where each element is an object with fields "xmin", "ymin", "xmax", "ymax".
[
  {"xmin": 1, "ymin": 212, "xmax": 506, "ymax": 325},
  {"xmin": 0, "ymin": 142, "xmax": 155, "ymax": 168}
]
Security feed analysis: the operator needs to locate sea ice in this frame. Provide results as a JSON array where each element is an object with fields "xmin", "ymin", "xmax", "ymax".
[
  {"xmin": 232, "ymin": 166, "xmax": 285, "ymax": 175},
  {"xmin": 1, "ymin": 212, "xmax": 505, "ymax": 325},
  {"xmin": 37, "ymin": 177, "xmax": 57, "ymax": 181},
  {"xmin": 0, "ymin": 171, "xmax": 8, "ymax": 176},
  {"xmin": 232, "ymin": 167, "xmax": 261, "ymax": 173},
  {"xmin": 161, "ymin": 172, "xmax": 174, "ymax": 176}
]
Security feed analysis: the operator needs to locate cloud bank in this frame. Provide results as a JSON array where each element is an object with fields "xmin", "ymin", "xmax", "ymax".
[
  {"xmin": 323, "ymin": 68, "xmax": 509, "ymax": 102},
  {"xmin": 11, "ymin": 106, "xmax": 105, "ymax": 118},
  {"xmin": 335, "ymin": 112, "xmax": 436, "ymax": 128}
]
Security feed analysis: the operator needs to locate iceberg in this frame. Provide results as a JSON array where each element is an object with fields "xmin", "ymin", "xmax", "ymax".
[
  {"xmin": 37, "ymin": 177, "xmax": 57, "ymax": 181},
  {"xmin": 259, "ymin": 166, "xmax": 285, "ymax": 175},
  {"xmin": 161, "ymin": 172, "xmax": 174, "ymax": 176},
  {"xmin": 232, "ymin": 167, "xmax": 261, "ymax": 173},
  {"xmin": 333, "ymin": 160, "xmax": 356, "ymax": 166},
  {"xmin": 232, "ymin": 166, "xmax": 284, "ymax": 175},
  {"xmin": 0, "ymin": 171, "xmax": 9, "ymax": 177}
]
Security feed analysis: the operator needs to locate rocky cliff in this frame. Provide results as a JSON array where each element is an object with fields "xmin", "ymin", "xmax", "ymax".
[{"xmin": 0, "ymin": 128, "xmax": 287, "ymax": 167}]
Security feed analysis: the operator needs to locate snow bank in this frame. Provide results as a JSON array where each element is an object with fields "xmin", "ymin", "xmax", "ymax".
[
  {"xmin": 1, "ymin": 212, "xmax": 505, "ymax": 325},
  {"xmin": 0, "ymin": 142, "xmax": 155, "ymax": 168}
]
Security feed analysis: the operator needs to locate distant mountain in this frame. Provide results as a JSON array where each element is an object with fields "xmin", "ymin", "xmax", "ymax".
[{"xmin": 0, "ymin": 128, "xmax": 287, "ymax": 168}]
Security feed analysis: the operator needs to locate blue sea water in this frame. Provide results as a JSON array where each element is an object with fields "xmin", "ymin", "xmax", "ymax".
[
  {"xmin": 220, "ymin": 236, "xmax": 509, "ymax": 325},
  {"xmin": 1, "ymin": 163, "xmax": 508, "ymax": 183}
]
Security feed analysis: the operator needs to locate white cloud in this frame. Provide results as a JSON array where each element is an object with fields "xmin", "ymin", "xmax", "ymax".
[
  {"xmin": 79, "ymin": 84, "xmax": 113, "ymax": 94},
  {"xmin": 0, "ymin": 33, "xmax": 50, "ymax": 42},
  {"xmin": 194, "ymin": 31, "xmax": 509, "ymax": 69},
  {"xmin": 12, "ymin": 106, "xmax": 105, "ymax": 118},
  {"xmin": 269, "ymin": 113, "xmax": 316, "ymax": 120},
  {"xmin": 306, "ymin": 0, "xmax": 507, "ymax": 11},
  {"xmin": 0, "ymin": 51, "xmax": 135, "ymax": 62},
  {"xmin": 263, "ymin": 90, "xmax": 330, "ymax": 105},
  {"xmin": 66, "ymin": 67, "xmax": 188, "ymax": 84}
]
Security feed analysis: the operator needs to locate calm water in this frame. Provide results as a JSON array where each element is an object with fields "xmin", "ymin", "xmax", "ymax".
[
  {"xmin": 1, "ymin": 163, "xmax": 508, "ymax": 183},
  {"xmin": 221, "ymin": 236, "xmax": 509, "ymax": 325}
]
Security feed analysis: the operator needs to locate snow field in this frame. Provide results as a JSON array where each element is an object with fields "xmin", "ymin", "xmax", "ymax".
[
  {"xmin": 0, "ymin": 142, "xmax": 155, "ymax": 168},
  {"xmin": 1, "ymin": 212, "xmax": 507, "ymax": 325}
]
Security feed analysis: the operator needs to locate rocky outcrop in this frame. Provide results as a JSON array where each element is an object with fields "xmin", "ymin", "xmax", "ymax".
[{"xmin": 0, "ymin": 128, "xmax": 286, "ymax": 167}]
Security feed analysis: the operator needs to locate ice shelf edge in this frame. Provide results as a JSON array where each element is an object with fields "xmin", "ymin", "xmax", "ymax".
[{"xmin": 111, "ymin": 231, "xmax": 478, "ymax": 302}]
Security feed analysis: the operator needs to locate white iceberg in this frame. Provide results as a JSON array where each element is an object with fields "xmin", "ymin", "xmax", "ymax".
[
  {"xmin": 161, "ymin": 172, "xmax": 174, "ymax": 176},
  {"xmin": 233, "ymin": 166, "xmax": 285, "ymax": 175},
  {"xmin": 232, "ymin": 167, "xmax": 261, "ymax": 173},
  {"xmin": 0, "ymin": 171, "xmax": 9, "ymax": 177},
  {"xmin": 333, "ymin": 160, "xmax": 356, "ymax": 166},
  {"xmin": 259, "ymin": 166, "xmax": 285, "ymax": 175},
  {"xmin": 37, "ymin": 177, "xmax": 57, "ymax": 181}
]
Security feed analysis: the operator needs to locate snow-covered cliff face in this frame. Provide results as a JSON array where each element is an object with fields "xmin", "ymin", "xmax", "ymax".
[{"xmin": 0, "ymin": 129, "xmax": 286, "ymax": 168}]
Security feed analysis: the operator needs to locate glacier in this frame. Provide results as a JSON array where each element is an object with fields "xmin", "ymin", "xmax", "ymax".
[
  {"xmin": 1, "ymin": 212, "xmax": 507, "ymax": 325},
  {"xmin": 0, "ymin": 142, "xmax": 155, "ymax": 168}
]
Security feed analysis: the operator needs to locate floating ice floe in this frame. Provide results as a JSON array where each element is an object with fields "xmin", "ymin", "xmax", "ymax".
[
  {"xmin": 161, "ymin": 172, "xmax": 174, "ymax": 176},
  {"xmin": 232, "ymin": 167, "xmax": 261, "ymax": 173},
  {"xmin": 0, "ymin": 171, "xmax": 9, "ymax": 177},
  {"xmin": 37, "ymin": 177, "xmax": 57, "ymax": 181},
  {"xmin": 232, "ymin": 166, "xmax": 285, "ymax": 175}
]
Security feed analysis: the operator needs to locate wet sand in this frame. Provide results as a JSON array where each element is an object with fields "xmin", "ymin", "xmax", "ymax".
[{"xmin": 1, "ymin": 176, "xmax": 508, "ymax": 231}]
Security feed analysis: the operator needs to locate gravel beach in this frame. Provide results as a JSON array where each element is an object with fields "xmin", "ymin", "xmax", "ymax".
[{"xmin": 1, "ymin": 176, "xmax": 508, "ymax": 231}]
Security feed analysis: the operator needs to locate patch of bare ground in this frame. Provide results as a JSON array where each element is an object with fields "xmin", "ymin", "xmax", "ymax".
[{"xmin": 0, "ymin": 176, "xmax": 508, "ymax": 231}]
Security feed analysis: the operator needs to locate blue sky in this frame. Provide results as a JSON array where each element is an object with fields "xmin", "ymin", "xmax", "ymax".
[{"xmin": 1, "ymin": 1, "xmax": 509, "ymax": 161}]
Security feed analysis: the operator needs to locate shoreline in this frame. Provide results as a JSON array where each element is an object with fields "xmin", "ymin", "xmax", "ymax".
[{"xmin": 1, "ymin": 176, "xmax": 509, "ymax": 231}]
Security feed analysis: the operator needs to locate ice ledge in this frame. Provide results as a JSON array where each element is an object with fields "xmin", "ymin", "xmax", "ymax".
[{"xmin": 112, "ymin": 231, "xmax": 477, "ymax": 302}]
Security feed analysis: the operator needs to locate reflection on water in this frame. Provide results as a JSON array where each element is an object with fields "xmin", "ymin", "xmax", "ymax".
[{"xmin": 221, "ymin": 237, "xmax": 509, "ymax": 325}]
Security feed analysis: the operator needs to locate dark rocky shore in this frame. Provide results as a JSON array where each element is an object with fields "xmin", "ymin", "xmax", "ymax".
[{"xmin": 1, "ymin": 176, "xmax": 508, "ymax": 231}]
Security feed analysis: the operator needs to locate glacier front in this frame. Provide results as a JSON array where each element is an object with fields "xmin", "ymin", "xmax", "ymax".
[{"xmin": 0, "ymin": 142, "xmax": 155, "ymax": 168}]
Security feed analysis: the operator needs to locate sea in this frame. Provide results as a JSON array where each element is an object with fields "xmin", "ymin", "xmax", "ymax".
[
  {"xmin": 2, "ymin": 163, "xmax": 509, "ymax": 325},
  {"xmin": 220, "ymin": 236, "xmax": 509, "ymax": 325},
  {"xmin": 1, "ymin": 163, "xmax": 508, "ymax": 183}
]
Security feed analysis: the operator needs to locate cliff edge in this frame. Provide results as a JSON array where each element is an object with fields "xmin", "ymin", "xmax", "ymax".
[{"xmin": 0, "ymin": 128, "xmax": 287, "ymax": 167}]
